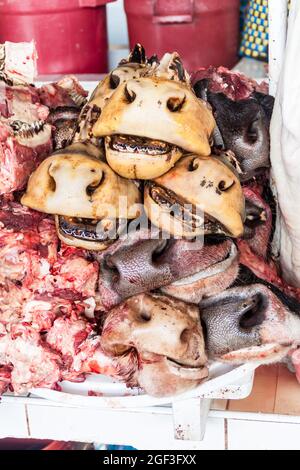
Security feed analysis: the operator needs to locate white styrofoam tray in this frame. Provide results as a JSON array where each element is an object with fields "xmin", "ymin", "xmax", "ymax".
[{"xmin": 28, "ymin": 362, "xmax": 257, "ymax": 409}]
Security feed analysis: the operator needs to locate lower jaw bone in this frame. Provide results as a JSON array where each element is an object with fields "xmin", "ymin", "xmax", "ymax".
[
  {"xmin": 56, "ymin": 215, "xmax": 126, "ymax": 250},
  {"xmin": 146, "ymin": 183, "xmax": 227, "ymax": 238},
  {"xmin": 105, "ymin": 136, "xmax": 183, "ymax": 179}
]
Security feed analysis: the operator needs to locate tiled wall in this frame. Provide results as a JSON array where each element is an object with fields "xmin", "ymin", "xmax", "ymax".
[{"xmin": 107, "ymin": 0, "xmax": 129, "ymax": 69}]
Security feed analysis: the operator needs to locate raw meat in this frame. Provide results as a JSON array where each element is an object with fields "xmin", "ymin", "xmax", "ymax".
[
  {"xmin": 0, "ymin": 41, "xmax": 37, "ymax": 85},
  {"xmin": 0, "ymin": 121, "xmax": 53, "ymax": 195},
  {"xmin": 192, "ymin": 65, "xmax": 268, "ymax": 101},
  {"xmin": 0, "ymin": 68, "xmax": 53, "ymax": 194},
  {"xmin": 0, "ymin": 365, "xmax": 12, "ymax": 395},
  {"xmin": 0, "ymin": 199, "xmax": 98, "ymax": 299},
  {"xmin": 38, "ymin": 76, "xmax": 88, "ymax": 110},
  {"xmin": 0, "ymin": 326, "xmax": 62, "ymax": 394},
  {"xmin": 0, "ymin": 200, "xmax": 100, "ymax": 392}
]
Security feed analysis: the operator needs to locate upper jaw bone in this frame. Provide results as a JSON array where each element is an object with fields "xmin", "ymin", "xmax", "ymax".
[
  {"xmin": 144, "ymin": 154, "xmax": 245, "ymax": 238},
  {"xmin": 21, "ymin": 144, "xmax": 141, "ymax": 220},
  {"xmin": 92, "ymin": 77, "xmax": 215, "ymax": 158}
]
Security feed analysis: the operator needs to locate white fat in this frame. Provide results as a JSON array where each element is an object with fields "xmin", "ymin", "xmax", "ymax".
[
  {"xmin": 23, "ymin": 300, "xmax": 51, "ymax": 316},
  {"xmin": 84, "ymin": 297, "xmax": 96, "ymax": 319},
  {"xmin": 170, "ymin": 243, "xmax": 237, "ymax": 287},
  {"xmin": 39, "ymin": 258, "xmax": 50, "ymax": 276},
  {"xmin": 4, "ymin": 41, "xmax": 37, "ymax": 84}
]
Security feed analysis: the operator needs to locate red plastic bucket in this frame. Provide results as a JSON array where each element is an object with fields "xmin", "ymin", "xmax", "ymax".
[
  {"xmin": 124, "ymin": 0, "xmax": 240, "ymax": 71},
  {"xmin": 0, "ymin": 0, "xmax": 116, "ymax": 74}
]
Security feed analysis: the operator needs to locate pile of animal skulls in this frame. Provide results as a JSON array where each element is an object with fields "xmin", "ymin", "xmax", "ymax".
[{"xmin": 3, "ymin": 44, "xmax": 300, "ymax": 398}]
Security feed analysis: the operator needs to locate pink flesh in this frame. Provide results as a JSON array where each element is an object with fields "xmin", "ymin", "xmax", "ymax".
[
  {"xmin": 238, "ymin": 239, "xmax": 300, "ymax": 301},
  {"xmin": 192, "ymin": 65, "xmax": 268, "ymax": 101},
  {"xmin": 38, "ymin": 76, "xmax": 88, "ymax": 109},
  {"xmin": 0, "ymin": 122, "xmax": 53, "ymax": 195},
  {"xmin": 243, "ymin": 185, "xmax": 273, "ymax": 259}
]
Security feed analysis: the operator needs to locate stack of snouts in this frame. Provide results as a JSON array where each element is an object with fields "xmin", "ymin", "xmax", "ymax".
[{"xmin": 21, "ymin": 45, "xmax": 300, "ymax": 397}]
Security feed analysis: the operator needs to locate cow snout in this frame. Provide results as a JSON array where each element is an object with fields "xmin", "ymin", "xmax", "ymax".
[{"xmin": 201, "ymin": 290, "xmax": 266, "ymax": 358}]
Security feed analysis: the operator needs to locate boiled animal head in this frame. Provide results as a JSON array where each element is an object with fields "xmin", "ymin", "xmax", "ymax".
[
  {"xmin": 76, "ymin": 44, "xmax": 152, "ymax": 143},
  {"xmin": 92, "ymin": 77, "xmax": 215, "ymax": 179},
  {"xmin": 21, "ymin": 142, "xmax": 142, "ymax": 250},
  {"xmin": 144, "ymin": 154, "xmax": 245, "ymax": 238},
  {"xmin": 201, "ymin": 284, "xmax": 300, "ymax": 364},
  {"xmin": 100, "ymin": 293, "xmax": 208, "ymax": 397}
]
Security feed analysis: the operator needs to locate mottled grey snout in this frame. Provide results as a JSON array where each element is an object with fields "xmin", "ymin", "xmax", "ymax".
[{"xmin": 200, "ymin": 287, "xmax": 268, "ymax": 358}]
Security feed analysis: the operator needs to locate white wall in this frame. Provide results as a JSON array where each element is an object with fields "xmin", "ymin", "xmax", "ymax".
[{"xmin": 107, "ymin": 0, "xmax": 129, "ymax": 69}]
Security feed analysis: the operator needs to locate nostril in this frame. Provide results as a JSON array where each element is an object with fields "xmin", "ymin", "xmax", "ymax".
[
  {"xmin": 139, "ymin": 311, "xmax": 152, "ymax": 322},
  {"xmin": 167, "ymin": 96, "xmax": 186, "ymax": 112},
  {"xmin": 48, "ymin": 175, "xmax": 56, "ymax": 192},
  {"xmin": 124, "ymin": 85, "xmax": 136, "ymax": 103},
  {"xmin": 239, "ymin": 294, "xmax": 266, "ymax": 329},
  {"xmin": 180, "ymin": 329, "xmax": 190, "ymax": 343},
  {"xmin": 151, "ymin": 239, "xmax": 168, "ymax": 262},
  {"xmin": 200, "ymin": 318, "xmax": 208, "ymax": 343},
  {"xmin": 218, "ymin": 179, "xmax": 235, "ymax": 192},
  {"xmin": 188, "ymin": 158, "xmax": 199, "ymax": 172},
  {"xmin": 247, "ymin": 120, "xmax": 259, "ymax": 144},
  {"xmin": 103, "ymin": 256, "xmax": 120, "ymax": 282}
]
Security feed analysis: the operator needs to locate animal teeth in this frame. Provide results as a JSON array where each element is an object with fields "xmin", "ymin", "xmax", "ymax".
[
  {"xmin": 11, "ymin": 120, "xmax": 45, "ymax": 138},
  {"xmin": 69, "ymin": 89, "xmax": 87, "ymax": 107}
]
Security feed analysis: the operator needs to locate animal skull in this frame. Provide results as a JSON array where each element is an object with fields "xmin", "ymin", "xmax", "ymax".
[
  {"xmin": 144, "ymin": 154, "xmax": 245, "ymax": 238},
  {"xmin": 92, "ymin": 77, "xmax": 215, "ymax": 179},
  {"xmin": 21, "ymin": 142, "xmax": 142, "ymax": 250}
]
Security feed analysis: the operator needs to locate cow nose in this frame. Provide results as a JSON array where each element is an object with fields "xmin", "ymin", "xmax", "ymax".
[
  {"xmin": 201, "ymin": 291, "xmax": 267, "ymax": 358},
  {"xmin": 100, "ymin": 239, "xmax": 173, "ymax": 301},
  {"xmin": 238, "ymin": 294, "xmax": 266, "ymax": 329}
]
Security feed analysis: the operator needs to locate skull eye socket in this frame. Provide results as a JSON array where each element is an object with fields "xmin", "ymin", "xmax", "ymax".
[
  {"xmin": 167, "ymin": 96, "xmax": 186, "ymax": 112},
  {"xmin": 124, "ymin": 85, "xmax": 136, "ymax": 103},
  {"xmin": 109, "ymin": 73, "xmax": 120, "ymax": 90}
]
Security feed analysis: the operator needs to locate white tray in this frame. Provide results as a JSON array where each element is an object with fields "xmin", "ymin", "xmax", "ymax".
[{"xmin": 30, "ymin": 362, "xmax": 257, "ymax": 409}]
